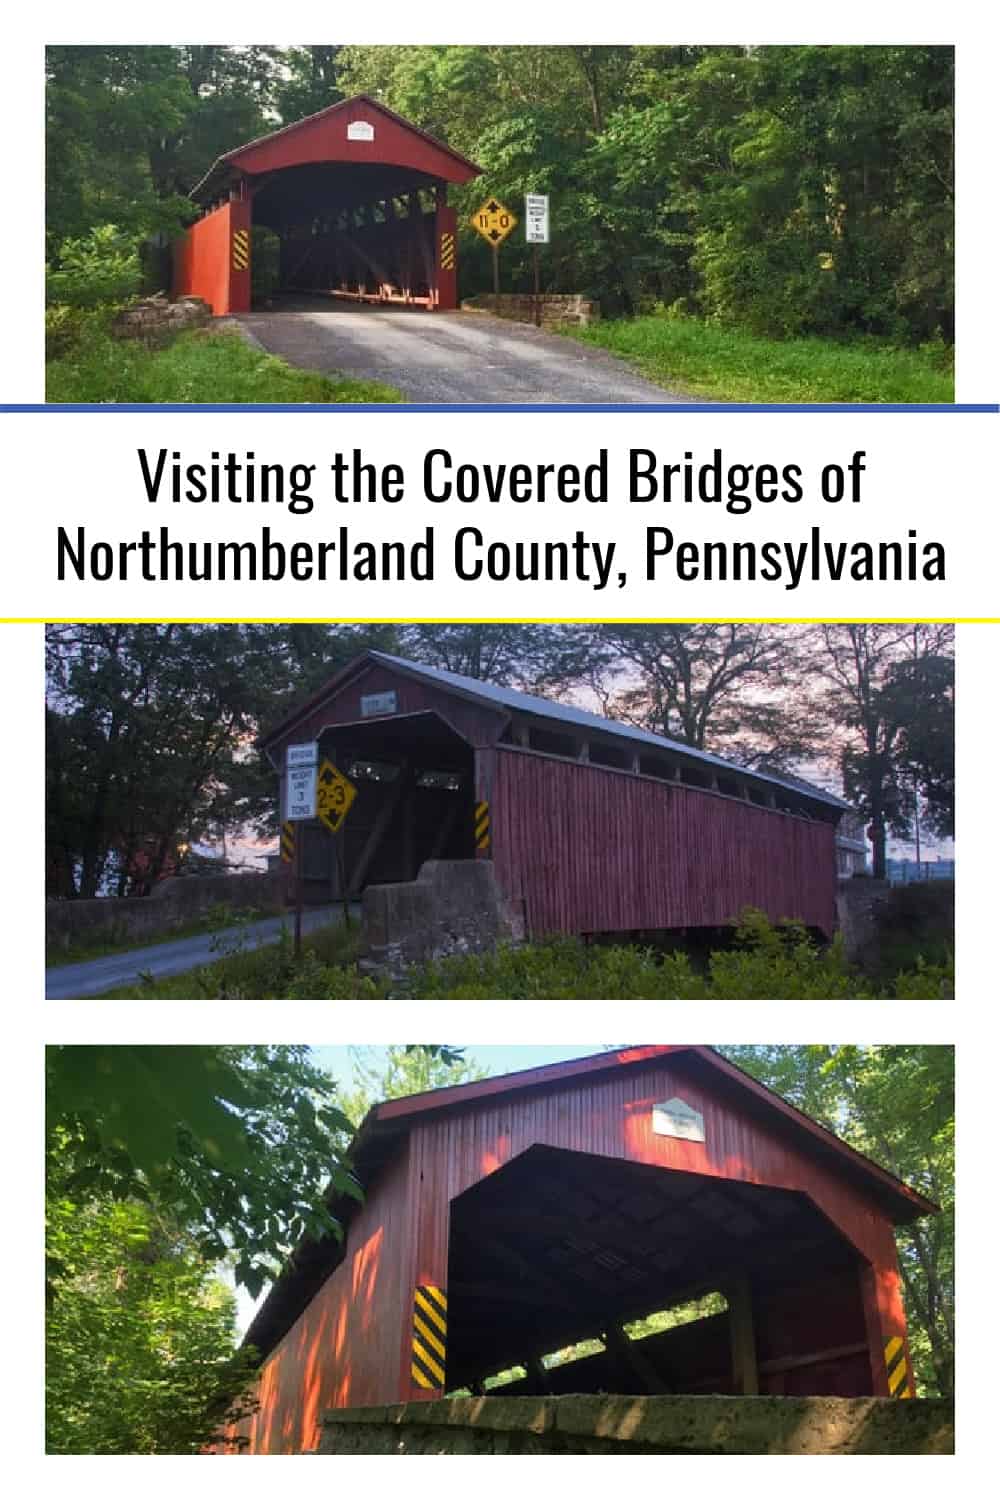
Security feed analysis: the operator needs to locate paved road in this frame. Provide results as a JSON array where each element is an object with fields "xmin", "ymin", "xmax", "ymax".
[
  {"xmin": 46, "ymin": 904, "xmax": 358, "ymax": 999},
  {"xmin": 235, "ymin": 297, "xmax": 686, "ymax": 404}
]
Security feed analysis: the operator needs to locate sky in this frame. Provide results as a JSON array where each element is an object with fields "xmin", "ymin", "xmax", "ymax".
[{"xmin": 232, "ymin": 1044, "xmax": 608, "ymax": 1335}]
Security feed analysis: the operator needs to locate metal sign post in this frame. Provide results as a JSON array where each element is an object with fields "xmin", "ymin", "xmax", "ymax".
[
  {"xmin": 525, "ymin": 193, "xmax": 550, "ymax": 330},
  {"xmin": 285, "ymin": 743, "xmax": 318, "ymax": 959},
  {"xmin": 470, "ymin": 197, "xmax": 517, "ymax": 316}
]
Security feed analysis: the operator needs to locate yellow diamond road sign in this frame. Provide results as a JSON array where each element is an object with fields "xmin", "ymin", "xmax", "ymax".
[
  {"xmin": 316, "ymin": 759, "xmax": 357, "ymax": 835},
  {"xmin": 471, "ymin": 197, "xmax": 517, "ymax": 247}
]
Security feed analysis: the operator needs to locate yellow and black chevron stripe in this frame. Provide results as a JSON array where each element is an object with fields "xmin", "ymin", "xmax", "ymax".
[
  {"xmin": 475, "ymin": 799, "xmax": 490, "ymax": 852},
  {"xmin": 884, "ymin": 1335, "xmax": 912, "ymax": 1398},
  {"xmin": 232, "ymin": 228, "xmax": 250, "ymax": 272},
  {"xmin": 440, "ymin": 231, "xmax": 455, "ymax": 272},
  {"xmin": 412, "ymin": 1284, "xmax": 447, "ymax": 1390},
  {"xmin": 280, "ymin": 820, "xmax": 295, "ymax": 864}
]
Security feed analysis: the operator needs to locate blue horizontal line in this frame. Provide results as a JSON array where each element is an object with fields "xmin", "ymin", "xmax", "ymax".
[{"xmin": 0, "ymin": 402, "xmax": 996, "ymax": 414}]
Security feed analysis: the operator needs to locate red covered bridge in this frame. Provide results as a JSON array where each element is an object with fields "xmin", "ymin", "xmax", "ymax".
[
  {"xmin": 261, "ymin": 651, "xmax": 848, "ymax": 939},
  {"xmin": 173, "ymin": 95, "xmax": 481, "ymax": 315},
  {"xmin": 233, "ymin": 1046, "xmax": 934, "ymax": 1454}
]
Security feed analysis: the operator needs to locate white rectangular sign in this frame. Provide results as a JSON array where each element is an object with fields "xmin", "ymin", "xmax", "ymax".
[
  {"xmin": 361, "ymin": 690, "xmax": 398, "ymax": 717},
  {"xmin": 525, "ymin": 193, "xmax": 549, "ymax": 244},
  {"xmin": 286, "ymin": 742, "xmax": 318, "ymax": 768},
  {"xmin": 286, "ymin": 764, "xmax": 317, "ymax": 820}
]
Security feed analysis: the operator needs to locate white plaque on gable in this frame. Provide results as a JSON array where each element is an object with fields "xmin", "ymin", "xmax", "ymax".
[
  {"xmin": 347, "ymin": 120, "xmax": 375, "ymax": 141},
  {"xmin": 361, "ymin": 690, "xmax": 398, "ymax": 718},
  {"xmin": 652, "ymin": 1097, "xmax": 705, "ymax": 1143}
]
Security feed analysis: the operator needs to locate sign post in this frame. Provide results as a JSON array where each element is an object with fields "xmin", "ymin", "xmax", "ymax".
[
  {"xmin": 525, "ymin": 193, "xmax": 550, "ymax": 329},
  {"xmin": 316, "ymin": 759, "xmax": 359, "ymax": 926},
  {"xmin": 470, "ymin": 197, "xmax": 517, "ymax": 315},
  {"xmin": 285, "ymin": 743, "xmax": 318, "ymax": 958}
]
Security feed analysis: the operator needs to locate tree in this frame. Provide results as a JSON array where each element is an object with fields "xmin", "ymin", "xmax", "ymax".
[
  {"xmin": 584, "ymin": 623, "xmax": 821, "ymax": 768},
  {"xmin": 341, "ymin": 1044, "xmax": 490, "ymax": 1126},
  {"xmin": 46, "ymin": 1044, "xmax": 464, "ymax": 1298},
  {"xmin": 44, "ymin": 622, "xmax": 400, "ymax": 895},
  {"xmin": 721, "ymin": 1045, "xmax": 954, "ymax": 1397},
  {"xmin": 813, "ymin": 624, "xmax": 954, "ymax": 876},
  {"xmin": 46, "ymin": 1185, "xmax": 258, "ymax": 1454},
  {"xmin": 398, "ymin": 623, "xmax": 570, "ymax": 687}
]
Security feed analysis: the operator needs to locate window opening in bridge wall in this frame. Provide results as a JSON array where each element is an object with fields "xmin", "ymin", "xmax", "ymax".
[
  {"xmin": 639, "ymin": 754, "xmax": 675, "ymax": 781},
  {"xmin": 527, "ymin": 725, "xmax": 578, "ymax": 758},
  {"xmin": 588, "ymin": 740, "xmax": 629, "ymax": 770}
]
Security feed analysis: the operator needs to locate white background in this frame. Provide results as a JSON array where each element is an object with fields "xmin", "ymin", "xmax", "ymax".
[{"xmin": 3, "ymin": 1, "xmax": 996, "ymax": 1493}]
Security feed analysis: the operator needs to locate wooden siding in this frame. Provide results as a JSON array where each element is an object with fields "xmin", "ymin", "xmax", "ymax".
[
  {"xmin": 234, "ymin": 1143, "xmax": 414, "ymax": 1456},
  {"xmin": 492, "ymin": 748, "xmax": 837, "ymax": 935},
  {"xmin": 269, "ymin": 660, "xmax": 505, "ymax": 760},
  {"xmin": 226, "ymin": 97, "xmax": 480, "ymax": 184},
  {"xmin": 234, "ymin": 1052, "xmax": 912, "ymax": 1451}
]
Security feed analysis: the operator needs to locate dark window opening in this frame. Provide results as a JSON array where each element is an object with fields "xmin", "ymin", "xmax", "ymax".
[
  {"xmin": 347, "ymin": 758, "xmax": 401, "ymax": 783},
  {"xmin": 639, "ymin": 755, "xmax": 675, "ymax": 781},
  {"xmin": 416, "ymin": 769, "xmax": 463, "ymax": 791},
  {"xmin": 588, "ymin": 740, "xmax": 629, "ymax": 769},
  {"xmin": 528, "ymin": 725, "xmax": 578, "ymax": 758},
  {"xmin": 680, "ymin": 764, "xmax": 712, "ymax": 789}
]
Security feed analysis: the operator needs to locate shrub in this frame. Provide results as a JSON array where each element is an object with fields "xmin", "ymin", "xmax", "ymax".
[{"xmin": 46, "ymin": 224, "xmax": 142, "ymax": 308}]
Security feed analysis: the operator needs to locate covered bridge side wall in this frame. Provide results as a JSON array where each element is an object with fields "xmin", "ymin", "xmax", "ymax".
[
  {"xmin": 233, "ymin": 1144, "xmax": 414, "ymax": 1456},
  {"xmin": 172, "ymin": 198, "xmax": 250, "ymax": 316},
  {"xmin": 492, "ymin": 749, "xmax": 837, "ymax": 936}
]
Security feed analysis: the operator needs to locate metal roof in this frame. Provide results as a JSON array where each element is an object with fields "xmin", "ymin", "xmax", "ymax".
[{"xmin": 363, "ymin": 652, "xmax": 849, "ymax": 811}]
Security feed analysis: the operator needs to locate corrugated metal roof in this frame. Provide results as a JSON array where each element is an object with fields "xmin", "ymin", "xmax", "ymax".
[{"xmin": 367, "ymin": 652, "xmax": 849, "ymax": 811}]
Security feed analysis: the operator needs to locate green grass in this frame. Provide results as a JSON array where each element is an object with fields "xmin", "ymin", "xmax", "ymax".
[
  {"xmin": 100, "ymin": 910, "xmax": 953, "ymax": 1001},
  {"xmin": 563, "ymin": 314, "xmax": 954, "ymax": 403},
  {"xmin": 45, "ymin": 320, "xmax": 402, "ymax": 404}
]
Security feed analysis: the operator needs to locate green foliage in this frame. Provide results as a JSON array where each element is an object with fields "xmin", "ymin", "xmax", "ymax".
[
  {"xmin": 106, "ymin": 911, "xmax": 953, "ymax": 1001},
  {"xmin": 341, "ymin": 1045, "xmax": 491, "ymax": 1128},
  {"xmin": 250, "ymin": 226, "xmax": 282, "ymax": 306},
  {"xmin": 722, "ymin": 1046, "xmax": 954, "ymax": 1397},
  {"xmin": 46, "ymin": 224, "xmax": 143, "ymax": 309},
  {"xmin": 47, "ymin": 45, "xmax": 952, "ymax": 351},
  {"xmin": 47, "ymin": 1045, "xmax": 359, "ymax": 1296},
  {"xmin": 45, "ymin": 325, "xmax": 402, "ymax": 405},
  {"xmin": 46, "ymin": 1186, "xmax": 258, "ymax": 1453}
]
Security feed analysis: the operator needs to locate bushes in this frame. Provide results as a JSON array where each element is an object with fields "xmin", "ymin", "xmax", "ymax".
[
  {"xmin": 46, "ymin": 224, "xmax": 142, "ymax": 309},
  {"xmin": 110, "ymin": 908, "xmax": 953, "ymax": 1000}
]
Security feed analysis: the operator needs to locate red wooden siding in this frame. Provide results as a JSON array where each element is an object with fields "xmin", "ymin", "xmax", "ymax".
[
  {"xmin": 234, "ymin": 1144, "xmax": 413, "ymax": 1455},
  {"xmin": 232, "ymin": 1052, "xmax": 915, "ymax": 1452},
  {"xmin": 270, "ymin": 660, "xmax": 504, "ymax": 757},
  {"xmin": 172, "ymin": 198, "xmax": 249, "ymax": 315},
  {"xmin": 492, "ymin": 748, "xmax": 837, "ymax": 936},
  {"xmin": 224, "ymin": 97, "xmax": 480, "ymax": 184}
]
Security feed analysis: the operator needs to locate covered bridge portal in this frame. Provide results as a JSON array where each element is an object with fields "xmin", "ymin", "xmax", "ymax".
[
  {"xmin": 173, "ymin": 96, "xmax": 482, "ymax": 315},
  {"xmin": 261, "ymin": 651, "xmax": 847, "ymax": 939},
  {"xmin": 235, "ymin": 1047, "xmax": 934, "ymax": 1454}
]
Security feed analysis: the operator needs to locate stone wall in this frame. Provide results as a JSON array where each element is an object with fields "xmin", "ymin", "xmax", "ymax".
[
  {"xmin": 360, "ymin": 859, "xmax": 522, "ymax": 979},
  {"xmin": 112, "ymin": 293, "xmax": 211, "ymax": 344},
  {"xmin": 461, "ymin": 293, "xmax": 598, "ymax": 328},
  {"xmin": 836, "ymin": 878, "xmax": 892, "ymax": 966},
  {"xmin": 316, "ymin": 1394, "xmax": 954, "ymax": 1456},
  {"xmin": 46, "ymin": 872, "xmax": 285, "ymax": 953}
]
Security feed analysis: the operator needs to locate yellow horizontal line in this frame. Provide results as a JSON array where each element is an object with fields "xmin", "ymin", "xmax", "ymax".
[{"xmin": 8, "ymin": 618, "xmax": 988, "ymax": 626}]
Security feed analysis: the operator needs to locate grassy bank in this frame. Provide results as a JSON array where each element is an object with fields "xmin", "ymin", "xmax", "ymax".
[
  {"xmin": 103, "ymin": 912, "xmax": 953, "ymax": 1001},
  {"xmin": 46, "ymin": 318, "xmax": 402, "ymax": 404},
  {"xmin": 563, "ymin": 314, "xmax": 954, "ymax": 404}
]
